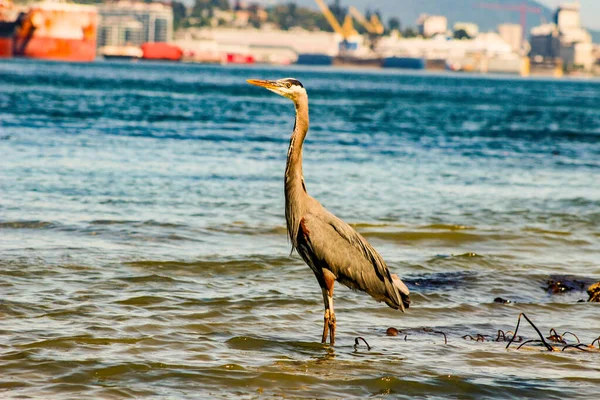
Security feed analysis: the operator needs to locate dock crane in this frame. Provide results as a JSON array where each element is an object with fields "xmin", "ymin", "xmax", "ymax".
[
  {"xmin": 348, "ymin": 6, "xmax": 384, "ymax": 49},
  {"xmin": 314, "ymin": 0, "xmax": 358, "ymax": 49},
  {"xmin": 479, "ymin": 2, "xmax": 541, "ymax": 40},
  {"xmin": 312, "ymin": 0, "xmax": 383, "ymax": 66},
  {"xmin": 348, "ymin": 6, "xmax": 384, "ymax": 36}
]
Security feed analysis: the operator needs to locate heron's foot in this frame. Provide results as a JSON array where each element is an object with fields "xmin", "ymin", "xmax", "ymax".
[
  {"xmin": 321, "ymin": 309, "xmax": 330, "ymax": 344},
  {"xmin": 328, "ymin": 313, "xmax": 336, "ymax": 346}
]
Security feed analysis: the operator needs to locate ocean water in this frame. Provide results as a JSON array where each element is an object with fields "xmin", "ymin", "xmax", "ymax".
[{"xmin": 0, "ymin": 59, "xmax": 599, "ymax": 399}]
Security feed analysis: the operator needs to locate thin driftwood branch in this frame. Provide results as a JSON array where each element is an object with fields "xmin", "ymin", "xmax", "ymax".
[
  {"xmin": 354, "ymin": 336, "xmax": 371, "ymax": 350},
  {"xmin": 506, "ymin": 313, "xmax": 554, "ymax": 351},
  {"xmin": 422, "ymin": 328, "xmax": 448, "ymax": 344},
  {"xmin": 561, "ymin": 344, "xmax": 590, "ymax": 352},
  {"xmin": 561, "ymin": 331, "xmax": 580, "ymax": 344}
]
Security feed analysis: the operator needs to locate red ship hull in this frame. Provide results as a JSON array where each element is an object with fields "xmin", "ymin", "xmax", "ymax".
[
  {"xmin": 13, "ymin": 2, "xmax": 97, "ymax": 62},
  {"xmin": 0, "ymin": 19, "xmax": 16, "ymax": 58},
  {"xmin": 141, "ymin": 42, "xmax": 182, "ymax": 61},
  {"xmin": 225, "ymin": 53, "xmax": 255, "ymax": 64},
  {"xmin": 0, "ymin": 37, "xmax": 11, "ymax": 57},
  {"xmin": 18, "ymin": 36, "xmax": 95, "ymax": 61}
]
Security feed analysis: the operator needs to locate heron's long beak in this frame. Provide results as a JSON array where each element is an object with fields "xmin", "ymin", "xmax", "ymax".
[{"xmin": 246, "ymin": 79, "xmax": 280, "ymax": 90}]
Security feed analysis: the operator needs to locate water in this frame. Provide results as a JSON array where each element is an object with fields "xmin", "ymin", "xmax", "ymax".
[{"xmin": 1, "ymin": 59, "xmax": 599, "ymax": 399}]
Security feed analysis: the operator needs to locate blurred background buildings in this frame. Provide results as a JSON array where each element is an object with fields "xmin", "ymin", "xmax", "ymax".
[
  {"xmin": 98, "ymin": 2, "xmax": 173, "ymax": 47},
  {"xmin": 0, "ymin": 0, "xmax": 598, "ymax": 76}
]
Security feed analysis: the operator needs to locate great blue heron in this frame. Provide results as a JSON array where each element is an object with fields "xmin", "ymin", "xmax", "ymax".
[{"xmin": 247, "ymin": 78, "xmax": 410, "ymax": 345}]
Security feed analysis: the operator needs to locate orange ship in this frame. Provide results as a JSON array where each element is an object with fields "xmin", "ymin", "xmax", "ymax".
[
  {"xmin": 0, "ymin": 0, "xmax": 17, "ymax": 57},
  {"xmin": 141, "ymin": 42, "xmax": 182, "ymax": 61},
  {"xmin": 0, "ymin": 21, "xmax": 15, "ymax": 57},
  {"xmin": 14, "ymin": 1, "xmax": 97, "ymax": 62}
]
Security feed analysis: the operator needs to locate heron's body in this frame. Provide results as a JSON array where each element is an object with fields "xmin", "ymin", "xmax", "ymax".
[{"xmin": 247, "ymin": 78, "xmax": 410, "ymax": 345}]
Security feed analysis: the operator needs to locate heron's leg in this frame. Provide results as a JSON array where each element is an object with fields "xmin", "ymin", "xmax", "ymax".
[
  {"xmin": 321, "ymin": 288, "xmax": 330, "ymax": 343},
  {"xmin": 322, "ymin": 269, "xmax": 336, "ymax": 345},
  {"xmin": 328, "ymin": 293, "xmax": 336, "ymax": 345}
]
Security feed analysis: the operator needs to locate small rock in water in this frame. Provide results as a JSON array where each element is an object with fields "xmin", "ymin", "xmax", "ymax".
[
  {"xmin": 386, "ymin": 327, "xmax": 399, "ymax": 336},
  {"xmin": 494, "ymin": 297, "xmax": 511, "ymax": 304},
  {"xmin": 546, "ymin": 278, "xmax": 586, "ymax": 294},
  {"xmin": 587, "ymin": 282, "xmax": 600, "ymax": 302},
  {"xmin": 546, "ymin": 280, "xmax": 570, "ymax": 294}
]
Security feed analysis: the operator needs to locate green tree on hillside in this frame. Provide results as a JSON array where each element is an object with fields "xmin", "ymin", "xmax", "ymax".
[
  {"xmin": 214, "ymin": 0, "xmax": 230, "ymax": 9},
  {"xmin": 388, "ymin": 17, "xmax": 400, "ymax": 31},
  {"xmin": 191, "ymin": 0, "xmax": 229, "ymax": 17},
  {"xmin": 403, "ymin": 27, "xmax": 418, "ymax": 37},
  {"xmin": 454, "ymin": 29, "xmax": 471, "ymax": 40},
  {"xmin": 172, "ymin": 1, "xmax": 187, "ymax": 30},
  {"xmin": 329, "ymin": 0, "xmax": 346, "ymax": 26},
  {"xmin": 267, "ymin": 2, "xmax": 330, "ymax": 32}
]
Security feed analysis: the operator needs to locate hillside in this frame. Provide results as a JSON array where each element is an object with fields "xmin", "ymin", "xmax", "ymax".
[{"xmin": 294, "ymin": 0, "xmax": 600, "ymax": 41}]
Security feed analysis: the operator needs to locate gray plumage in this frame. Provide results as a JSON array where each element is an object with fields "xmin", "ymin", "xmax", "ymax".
[
  {"xmin": 296, "ymin": 210, "xmax": 409, "ymax": 310},
  {"xmin": 247, "ymin": 77, "xmax": 410, "ymax": 345}
]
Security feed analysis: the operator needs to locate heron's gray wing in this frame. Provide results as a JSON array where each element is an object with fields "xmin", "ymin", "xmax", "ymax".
[{"xmin": 299, "ymin": 211, "xmax": 408, "ymax": 310}]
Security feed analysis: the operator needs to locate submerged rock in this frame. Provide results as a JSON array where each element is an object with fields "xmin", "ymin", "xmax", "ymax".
[
  {"xmin": 545, "ymin": 275, "xmax": 595, "ymax": 295},
  {"xmin": 587, "ymin": 282, "xmax": 600, "ymax": 302},
  {"xmin": 494, "ymin": 297, "xmax": 511, "ymax": 304},
  {"xmin": 405, "ymin": 271, "xmax": 477, "ymax": 291},
  {"xmin": 546, "ymin": 280, "xmax": 573, "ymax": 294},
  {"xmin": 386, "ymin": 327, "xmax": 399, "ymax": 336}
]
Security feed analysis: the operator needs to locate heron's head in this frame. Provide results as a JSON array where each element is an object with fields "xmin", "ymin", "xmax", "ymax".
[{"xmin": 246, "ymin": 78, "xmax": 306, "ymax": 102}]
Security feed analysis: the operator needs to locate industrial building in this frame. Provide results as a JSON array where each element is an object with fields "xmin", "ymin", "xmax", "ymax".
[
  {"xmin": 417, "ymin": 14, "xmax": 448, "ymax": 38},
  {"xmin": 529, "ymin": 2, "xmax": 593, "ymax": 71},
  {"xmin": 530, "ymin": 23, "xmax": 561, "ymax": 60},
  {"xmin": 98, "ymin": 16, "xmax": 143, "ymax": 48},
  {"xmin": 498, "ymin": 24, "xmax": 523, "ymax": 54},
  {"xmin": 174, "ymin": 27, "xmax": 338, "ymax": 64},
  {"xmin": 453, "ymin": 22, "xmax": 479, "ymax": 39},
  {"xmin": 97, "ymin": 1, "xmax": 173, "ymax": 47}
]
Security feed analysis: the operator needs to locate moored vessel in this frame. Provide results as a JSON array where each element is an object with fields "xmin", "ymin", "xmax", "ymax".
[
  {"xmin": 13, "ymin": 1, "xmax": 97, "ymax": 62},
  {"xmin": 223, "ymin": 52, "xmax": 254, "ymax": 64},
  {"xmin": 333, "ymin": 54, "xmax": 382, "ymax": 68},
  {"xmin": 99, "ymin": 45, "xmax": 142, "ymax": 60},
  {"xmin": 382, "ymin": 56, "xmax": 426, "ymax": 70},
  {"xmin": 140, "ymin": 42, "xmax": 182, "ymax": 61},
  {"xmin": 0, "ymin": 20, "xmax": 15, "ymax": 57},
  {"xmin": 296, "ymin": 53, "xmax": 333, "ymax": 66},
  {"xmin": 0, "ymin": 0, "xmax": 18, "ymax": 57}
]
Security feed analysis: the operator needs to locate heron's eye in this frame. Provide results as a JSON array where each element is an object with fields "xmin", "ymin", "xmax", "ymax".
[{"xmin": 286, "ymin": 83, "xmax": 292, "ymax": 88}]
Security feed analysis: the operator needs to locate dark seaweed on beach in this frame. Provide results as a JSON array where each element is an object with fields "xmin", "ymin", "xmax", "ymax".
[
  {"xmin": 354, "ymin": 337, "xmax": 371, "ymax": 351},
  {"xmin": 384, "ymin": 313, "xmax": 599, "ymax": 353},
  {"xmin": 504, "ymin": 313, "xmax": 600, "ymax": 352},
  {"xmin": 422, "ymin": 327, "xmax": 448, "ymax": 344},
  {"xmin": 545, "ymin": 276, "xmax": 597, "ymax": 295},
  {"xmin": 588, "ymin": 282, "xmax": 600, "ymax": 302}
]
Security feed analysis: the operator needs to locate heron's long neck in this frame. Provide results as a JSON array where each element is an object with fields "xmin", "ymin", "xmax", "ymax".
[
  {"xmin": 285, "ymin": 98, "xmax": 309, "ymax": 185},
  {"xmin": 285, "ymin": 96, "xmax": 309, "ymax": 248}
]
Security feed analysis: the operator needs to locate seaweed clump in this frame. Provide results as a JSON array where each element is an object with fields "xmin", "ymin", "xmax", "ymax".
[
  {"xmin": 381, "ymin": 313, "xmax": 599, "ymax": 353},
  {"xmin": 504, "ymin": 313, "xmax": 600, "ymax": 352},
  {"xmin": 588, "ymin": 282, "xmax": 600, "ymax": 302},
  {"xmin": 546, "ymin": 278, "xmax": 584, "ymax": 294}
]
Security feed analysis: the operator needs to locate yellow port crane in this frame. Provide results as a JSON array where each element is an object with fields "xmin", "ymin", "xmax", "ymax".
[
  {"xmin": 348, "ymin": 6, "xmax": 385, "ymax": 35},
  {"xmin": 314, "ymin": 0, "xmax": 357, "ymax": 40},
  {"xmin": 370, "ymin": 14, "xmax": 385, "ymax": 35}
]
